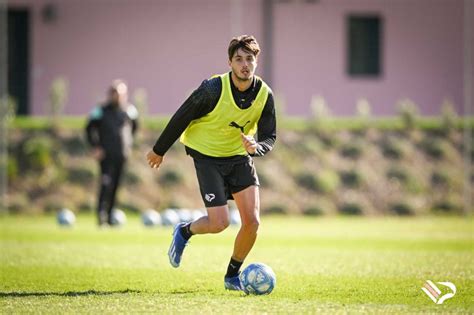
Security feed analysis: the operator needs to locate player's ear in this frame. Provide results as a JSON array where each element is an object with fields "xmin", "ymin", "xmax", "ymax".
[{"xmin": 228, "ymin": 59, "xmax": 232, "ymax": 67}]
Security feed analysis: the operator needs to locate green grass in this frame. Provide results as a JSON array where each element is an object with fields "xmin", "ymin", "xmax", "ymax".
[{"xmin": 0, "ymin": 215, "xmax": 473, "ymax": 313}]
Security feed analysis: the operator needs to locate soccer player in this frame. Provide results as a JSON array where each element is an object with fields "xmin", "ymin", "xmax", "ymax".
[
  {"xmin": 146, "ymin": 35, "xmax": 276, "ymax": 291},
  {"xmin": 86, "ymin": 80, "xmax": 139, "ymax": 226}
]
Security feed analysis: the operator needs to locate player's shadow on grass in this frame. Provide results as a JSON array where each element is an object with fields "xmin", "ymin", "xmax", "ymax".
[{"xmin": 0, "ymin": 289, "xmax": 141, "ymax": 298}]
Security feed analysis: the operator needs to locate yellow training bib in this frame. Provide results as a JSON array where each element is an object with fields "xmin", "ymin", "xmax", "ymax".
[{"xmin": 180, "ymin": 72, "xmax": 269, "ymax": 157}]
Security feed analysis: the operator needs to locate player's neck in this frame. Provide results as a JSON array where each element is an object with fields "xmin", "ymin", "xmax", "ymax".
[{"xmin": 230, "ymin": 72, "xmax": 253, "ymax": 92}]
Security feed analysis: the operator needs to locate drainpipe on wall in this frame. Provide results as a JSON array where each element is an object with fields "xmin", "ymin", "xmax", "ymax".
[
  {"xmin": 463, "ymin": 0, "xmax": 473, "ymax": 215},
  {"xmin": 0, "ymin": 0, "xmax": 7, "ymax": 213},
  {"xmin": 231, "ymin": 0, "xmax": 243, "ymax": 37},
  {"xmin": 262, "ymin": 0, "xmax": 274, "ymax": 85}
]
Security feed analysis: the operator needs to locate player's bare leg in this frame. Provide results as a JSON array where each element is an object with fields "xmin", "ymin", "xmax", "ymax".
[
  {"xmin": 189, "ymin": 205, "xmax": 230, "ymax": 234},
  {"xmin": 168, "ymin": 205, "xmax": 230, "ymax": 268},
  {"xmin": 231, "ymin": 185, "xmax": 260, "ymax": 261},
  {"xmin": 224, "ymin": 185, "xmax": 260, "ymax": 291}
]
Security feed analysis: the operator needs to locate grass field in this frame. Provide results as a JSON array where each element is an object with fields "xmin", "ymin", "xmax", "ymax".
[{"xmin": 0, "ymin": 215, "xmax": 472, "ymax": 313}]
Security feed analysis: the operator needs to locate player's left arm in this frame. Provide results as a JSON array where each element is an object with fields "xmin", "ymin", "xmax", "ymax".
[
  {"xmin": 252, "ymin": 93, "xmax": 276, "ymax": 157},
  {"xmin": 126, "ymin": 103, "xmax": 139, "ymax": 136}
]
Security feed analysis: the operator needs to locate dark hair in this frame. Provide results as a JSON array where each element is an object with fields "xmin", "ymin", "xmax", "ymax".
[{"xmin": 228, "ymin": 35, "xmax": 260, "ymax": 60}]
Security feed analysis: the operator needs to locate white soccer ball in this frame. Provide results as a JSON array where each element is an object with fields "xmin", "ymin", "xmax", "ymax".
[
  {"xmin": 177, "ymin": 208, "xmax": 192, "ymax": 222},
  {"xmin": 229, "ymin": 209, "xmax": 241, "ymax": 225},
  {"xmin": 240, "ymin": 263, "xmax": 276, "ymax": 295},
  {"xmin": 141, "ymin": 209, "xmax": 161, "ymax": 227},
  {"xmin": 111, "ymin": 208, "xmax": 127, "ymax": 226},
  {"xmin": 161, "ymin": 208, "xmax": 180, "ymax": 226},
  {"xmin": 191, "ymin": 209, "xmax": 205, "ymax": 221},
  {"xmin": 57, "ymin": 208, "xmax": 76, "ymax": 226}
]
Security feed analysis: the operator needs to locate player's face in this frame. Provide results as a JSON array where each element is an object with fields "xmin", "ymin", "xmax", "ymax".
[
  {"xmin": 229, "ymin": 48, "xmax": 257, "ymax": 81},
  {"xmin": 109, "ymin": 83, "xmax": 128, "ymax": 105}
]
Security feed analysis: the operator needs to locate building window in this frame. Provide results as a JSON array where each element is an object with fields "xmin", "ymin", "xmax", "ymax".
[{"xmin": 347, "ymin": 15, "xmax": 382, "ymax": 77}]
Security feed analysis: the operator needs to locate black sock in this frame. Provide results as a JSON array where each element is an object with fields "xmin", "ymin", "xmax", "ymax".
[
  {"xmin": 179, "ymin": 222, "xmax": 194, "ymax": 240},
  {"xmin": 225, "ymin": 258, "xmax": 243, "ymax": 278}
]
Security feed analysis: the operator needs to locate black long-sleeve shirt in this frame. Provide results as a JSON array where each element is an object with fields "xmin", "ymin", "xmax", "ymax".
[
  {"xmin": 85, "ymin": 102, "xmax": 139, "ymax": 159},
  {"xmin": 153, "ymin": 73, "xmax": 276, "ymax": 159}
]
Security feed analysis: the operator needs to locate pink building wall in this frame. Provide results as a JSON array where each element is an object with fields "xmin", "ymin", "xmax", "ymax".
[
  {"xmin": 8, "ymin": 0, "xmax": 471, "ymax": 116},
  {"xmin": 273, "ymin": 0, "xmax": 466, "ymax": 115}
]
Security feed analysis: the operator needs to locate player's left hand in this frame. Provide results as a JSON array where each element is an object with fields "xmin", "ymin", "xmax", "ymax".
[
  {"xmin": 146, "ymin": 150, "xmax": 163, "ymax": 169},
  {"xmin": 241, "ymin": 133, "xmax": 257, "ymax": 155}
]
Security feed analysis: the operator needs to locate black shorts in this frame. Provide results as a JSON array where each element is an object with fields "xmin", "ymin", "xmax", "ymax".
[{"xmin": 193, "ymin": 157, "xmax": 259, "ymax": 207}]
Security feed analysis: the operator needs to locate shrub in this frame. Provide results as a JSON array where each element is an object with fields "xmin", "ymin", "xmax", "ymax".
[
  {"xmin": 431, "ymin": 169, "xmax": 451, "ymax": 187},
  {"xmin": 386, "ymin": 167, "xmax": 408, "ymax": 183},
  {"xmin": 67, "ymin": 167, "xmax": 95, "ymax": 185},
  {"xmin": 431, "ymin": 200, "xmax": 463, "ymax": 214},
  {"xmin": 356, "ymin": 98, "xmax": 372, "ymax": 119},
  {"xmin": 339, "ymin": 170, "xmax": 363, "ymax": 188},
  {"xmin": 386, "ymin": 167, "xmax": 423, "ymax": 193},
  {"xmin": 389, "ymin": 202, "xmax": 415, "ymax": 216},
  {"xmin": 158, "ymin": 169, "xmax": 183, "ymax": 186},
  {"xmin": 296, "ymin": 173, "xmax": 317, "ymax": 191},
  {"xmin": 258, "ymin": 171, "xmax": 271, "ymax": 188},
  {"xmin": 7, "ymin": 157, "xmax": 18, "ymax": 181},
  {"xmin": 339, "ymin": 203, "xmax": 363, "ymax": 215},
  {"xmin": 22, "ymin": 136, "xmax": 56, "ymax": 171},
  {"xmin": 441, "ymin": 99, "xmax": 458, "ymax": 134},
  {"xmin": 397, "ymin": 98, "xmax": 419, "ymax": 130},
  {"xmin": 44, "ymin": 201, "xmax": 65, "ymax": 214},
  {"xmin": 78, "ymin": 202, "xmax": 93, "ymax": 213},
  {"xmin": 7, "ymin": 193, "xmax": 29, "ymax": 214},
  {"xmin": 302, "ymin": 206, "xmax": 324, "ymax": 216},
  {"xmin": 339, "ymin": 142, "xmax": 363, "ymax": 159},
  {"xmin": 62, "ymin": 136, "xmax": 88, "ymax": 155},
  {"xmin": 419, "ymin": 138, "xmax": 446, "ymax": 160},
  {"xmin": 310, "ymin": 95, "xmax": 330, "ymax": 132},
  {"xmin": 299, "ymin": 138, "xmax": 323, "ymax": 155},
  {"xmin": 303, "ymin": 199, "xmax": 336, "ymax": 216},
  {"xmin": 49, "ymin": 77, "xmax": 69, "ymax": 129},
  {"xmin": 116, "ymin": 202, "xmax": 140, "ymax": 213},
  {"xmin": 123, "ymin": 169, "xmax": 141, "ymax": 185},
  {"xmin": 317, "ymin": 170, "xmax": 340, "ymax": 193},
  {"xmin": 263, "ymin": 204, "xmax": 288, "ymax": 215},
  {"xmin": 318, "ymin": 132, "xmax": 338, "ymax": 148},
  {"xmin": 380, "ymin": 138, "xmax": 405, "ymax": 160}
]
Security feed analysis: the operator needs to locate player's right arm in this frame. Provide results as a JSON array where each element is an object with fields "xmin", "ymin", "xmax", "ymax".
[
  {"xmin": 146, "ymin": 78, "xmax": 221, "ymax": 169},
  {"xmin": 85, "ymin": 106, "xmax": 105, "ymax": 160}
]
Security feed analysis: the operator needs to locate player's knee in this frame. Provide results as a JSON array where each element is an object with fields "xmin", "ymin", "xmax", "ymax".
[
  {"xmin": 209, "ymin": 217, "xmax": 230, "ymax": 233},
  {"xmin": 243, "ymin": 217, "xmax": 260, "ymax": 233}
]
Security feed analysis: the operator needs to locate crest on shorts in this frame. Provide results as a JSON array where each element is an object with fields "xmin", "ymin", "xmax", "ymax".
[{"xmin": 205, "ymin": 193, "xmax": 215, "ymax": 202}]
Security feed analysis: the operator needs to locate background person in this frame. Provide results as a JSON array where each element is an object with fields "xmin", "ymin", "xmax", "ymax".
[{"xmin": 85, "ymin": 80, "xmax": 139, "ymax": 226}]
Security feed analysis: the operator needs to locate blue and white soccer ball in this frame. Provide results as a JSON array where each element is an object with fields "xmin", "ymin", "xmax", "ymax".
[
  {"xmin": 240, "ymin": 263, "xmax": 276, "ymax": 295},
  {"xmin": 141, "ymin": 209, "xmax": 161, "ymax": 227},
  {"xmin": 111, "ymin": 208, "xmax": 127, "ymax": 226},
  {"xmin": 57, "ymin": 208, "xmax": 76, "ymax": 226}
]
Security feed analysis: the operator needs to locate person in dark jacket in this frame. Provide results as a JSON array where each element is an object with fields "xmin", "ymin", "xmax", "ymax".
[{"xmin": 85, "ymin": 80, "xmax": 138, "ymax": 226}]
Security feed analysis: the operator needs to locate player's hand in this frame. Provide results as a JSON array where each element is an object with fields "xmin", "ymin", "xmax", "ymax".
[
  {"xmin": 241, "ymin": 133, "xmax": 257, "ymax": 155},
  {"xmin": 92, "ymin": 147, "xmax": 104, "ymax": 160},
  {"xmin": 146, "ymin": 150, "xmax": 163, "ymax": 169}
]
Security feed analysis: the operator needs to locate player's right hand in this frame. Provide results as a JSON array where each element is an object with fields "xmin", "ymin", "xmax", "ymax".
[
  {"xmin": 92, "ymin": 147, "xmax": 105, "ymax": 160},
  {"xmin": 146, "ymin": 150, "xmax": 163, "ymax": 169}
]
